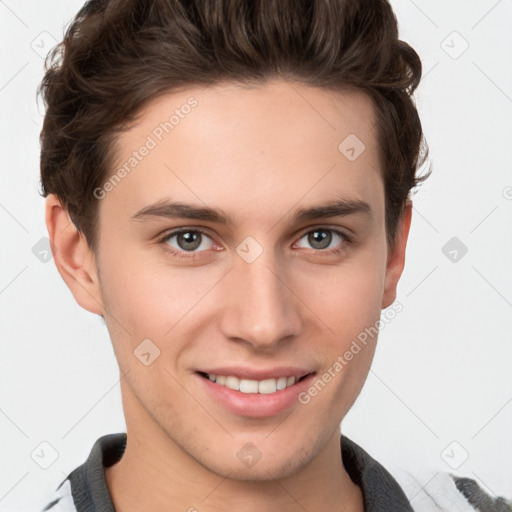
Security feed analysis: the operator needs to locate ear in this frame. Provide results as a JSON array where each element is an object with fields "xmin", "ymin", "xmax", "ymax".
[
  {"xmin": 45, "ymin": 194, "xmax": 104, "ymax": 315},
  {"xmin": 381, "ymin": 201, "xmax": 412, "ymax": 309}
]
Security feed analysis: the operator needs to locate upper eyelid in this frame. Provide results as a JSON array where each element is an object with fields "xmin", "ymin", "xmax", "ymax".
[
  {"xmin": 160, "ymin": 227, "xmax": 216, "ymax": 248},
  {"xmin": 299, "ymin": 227, "xmax": 347, "ymax": 238},
  {"xmin": 292, "ymin": 228, "xmax": 351, "ymax": 249},
  {"xmin": 160, "ymin": 227, "xmax": 215, "ymax": 242}
]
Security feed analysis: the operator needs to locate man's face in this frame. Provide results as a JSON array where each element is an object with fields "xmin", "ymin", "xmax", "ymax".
[{"xmin": 92, "ymin": 79, "xmax": 396, "ymax": 479}]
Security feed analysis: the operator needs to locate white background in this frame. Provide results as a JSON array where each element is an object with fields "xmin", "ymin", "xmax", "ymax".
[{"xmin": 0, "ymin": 1, "xmax": 511, "ymax": 510}]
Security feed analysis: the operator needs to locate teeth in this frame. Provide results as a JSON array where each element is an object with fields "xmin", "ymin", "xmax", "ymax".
[
  {"xmin": 225, "ymin": 376, "xmax": 240, "ymax": 391},
  {"xmin": 276, "ymin": 376, "xmax": 287, "ymax": 390},
  {"xmin": 206, "ymin": 373, "xmax": 301, "ymax": 394},
  {"xmin": 258, "ymin": 378, "xmax": 277, "ymax": 394},
  {"xmin": 239, "ymin": 379, "xmax": 259, "ymax": 393}
]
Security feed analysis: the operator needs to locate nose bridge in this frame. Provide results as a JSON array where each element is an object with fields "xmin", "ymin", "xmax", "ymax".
[{"xmin": 220, "ymin": 249, "xmax": 302, "ymax": 349}]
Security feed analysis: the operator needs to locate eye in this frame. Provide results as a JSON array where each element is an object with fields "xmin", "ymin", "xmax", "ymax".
[
  {"xmin": 161, "ymin": 229, "xmax": 215, "ymax": 254},
  {"xmin": 159, "ymin": 226, "xmax": 351, "ymax": 261},
  {"xmin": 295, "ymin": 228, "xmax": 349, "ymax": 252}
]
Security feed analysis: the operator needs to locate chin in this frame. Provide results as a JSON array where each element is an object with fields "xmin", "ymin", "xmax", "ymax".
[
  {"xmin": 193, "ymin": 434, "xmax": 322, "ymax": 483},
  {"xmin": 203, "ymin": 452, "xmax": 312, "ymax": 482}
]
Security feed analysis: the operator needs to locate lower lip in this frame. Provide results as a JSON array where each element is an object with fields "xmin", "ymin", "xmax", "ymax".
[{"xmin": 196, "ymin": 373, "xmax": 315, "ymax": 418}]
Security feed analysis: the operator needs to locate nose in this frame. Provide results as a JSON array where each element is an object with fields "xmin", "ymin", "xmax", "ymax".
[{"xmin": 219, "ymin": 253, "xmax": 303, "ymax": 351}]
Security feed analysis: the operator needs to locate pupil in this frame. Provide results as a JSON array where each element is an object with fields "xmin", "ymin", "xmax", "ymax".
[
  {"xmin": 308, "ymin": 230, "xmax": 331, "ymax": 250},
  {"xmin": 178, "ymin": 231, "xmax": 201, "ymax": 251}
]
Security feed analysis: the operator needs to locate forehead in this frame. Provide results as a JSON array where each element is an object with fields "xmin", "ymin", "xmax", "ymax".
[{"xmin": 102, "ymin": 79, "xmax": 383, "ymax": 229}]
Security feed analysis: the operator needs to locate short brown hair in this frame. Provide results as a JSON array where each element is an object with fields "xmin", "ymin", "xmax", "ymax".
[{"xmin": 38, "ymin": 0, "xmax": 430, "ymax": 252}]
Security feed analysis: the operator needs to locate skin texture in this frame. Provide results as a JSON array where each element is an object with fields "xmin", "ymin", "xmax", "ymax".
[{"xmin": 46, "ymin": 79, "xmax": 412, "ymax": 512}]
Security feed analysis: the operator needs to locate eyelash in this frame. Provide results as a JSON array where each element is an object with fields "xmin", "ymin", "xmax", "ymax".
[{"xmin": 158, "ymin": 227, "xmax": 353, "ymax": 260}]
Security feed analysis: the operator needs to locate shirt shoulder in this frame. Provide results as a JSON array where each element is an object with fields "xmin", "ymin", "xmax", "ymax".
[
  {"xmin": 341, "ymin": 436, "xmax": 511, "ymax": 512},
  {"xmin": 394, "ymin": 467, "xmax": 512, "ymax": 512},
  {"xmin": 39, "ymin": 479, "xmax": 77, "ymax": 512},
  {"xmin": 38, "ymin": 433, "xmax": 126, "ymax": 512}
]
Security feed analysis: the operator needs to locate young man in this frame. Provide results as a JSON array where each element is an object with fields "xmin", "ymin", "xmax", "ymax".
[{"xmin": 38, "ymin": 0, "xmax": 511, "ymax": 511}]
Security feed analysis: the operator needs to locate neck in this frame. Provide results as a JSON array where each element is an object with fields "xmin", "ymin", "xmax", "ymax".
[{"xmin": 105, "ymin": 387, "xmax": 363, "ymax": 512}]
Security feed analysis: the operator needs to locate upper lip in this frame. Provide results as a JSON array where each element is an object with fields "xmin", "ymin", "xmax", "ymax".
[{"xmin": 197, "ymin": 366, "xmax": 314, "ymax": 381}]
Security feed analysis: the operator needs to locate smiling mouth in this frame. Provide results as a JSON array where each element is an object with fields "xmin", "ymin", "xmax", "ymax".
[{"xmin": 197, "ymin": 371, "xmax": 311, "ymax": 394}]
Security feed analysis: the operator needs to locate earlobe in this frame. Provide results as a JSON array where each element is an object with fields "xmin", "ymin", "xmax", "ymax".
[
  {"xmin": 381, "ymin": 201, "xmax": 413, "ymax": 309},
  {"xmin": 45, "ymin": 194, "xmax": 104, "ymax": 315}
]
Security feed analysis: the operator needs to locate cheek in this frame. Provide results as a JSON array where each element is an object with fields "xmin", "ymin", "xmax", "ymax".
[
  {"xmin": 297, "ymin": 271, "xmax": 382, "ymax": 399},
  {"xmin": 295, "ymin": 266, "xmax": 382, "ymax": 425},
  {"xmin": 97, "ymin": 246, "xmax": 224, "ymax": 345},
  {"xmin": 293, "ymin": 250, "xmax": 386, "ymax": 343},
  {"xmin": 290, "ymin": 245, "xmax": 386, "ymax": 409}
]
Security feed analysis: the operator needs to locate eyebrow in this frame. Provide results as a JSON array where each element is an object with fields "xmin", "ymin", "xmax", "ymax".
[{"xmin": 130, "ymin": 197, "xmax": 372, "ymax": 225}]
